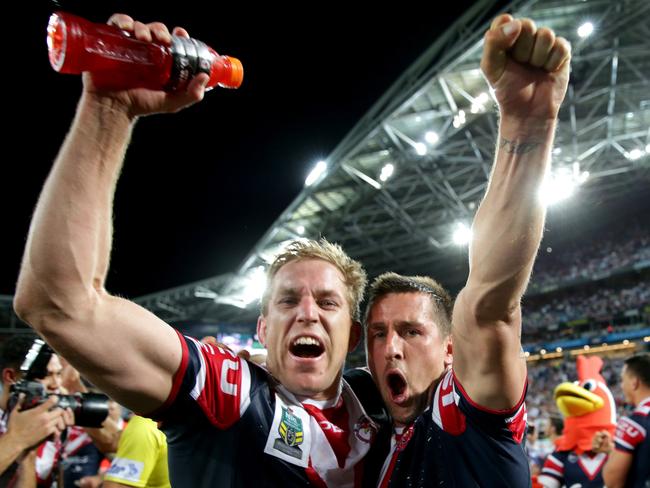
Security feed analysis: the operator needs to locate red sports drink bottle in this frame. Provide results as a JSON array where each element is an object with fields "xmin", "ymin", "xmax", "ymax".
[{"xmin": 47, "ymin": 11, "xmax": 243, "ymax": 91}]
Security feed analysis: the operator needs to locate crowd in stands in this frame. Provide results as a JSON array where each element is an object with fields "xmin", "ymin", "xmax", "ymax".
[
  {"xmin": 530, "ymin": 222, "xmax": 649, "ymax": 290},
  {"xmin": 522, "ymin": 281, "xmax": 650, "ymax": 344}
]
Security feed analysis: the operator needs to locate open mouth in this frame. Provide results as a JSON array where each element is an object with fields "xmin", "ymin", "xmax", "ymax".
[
  {"xmin": 289, "ymin": 336, "xmax": 325, "ymax": 359},
  {"xmin": 386, "ymin": 371, "xmax": 408, "ymax": 404}
]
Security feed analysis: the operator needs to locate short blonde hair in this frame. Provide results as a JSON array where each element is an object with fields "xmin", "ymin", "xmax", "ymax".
[{"xmin": 261, "ymin": 239, "xmax": 367, "ymax": 321}]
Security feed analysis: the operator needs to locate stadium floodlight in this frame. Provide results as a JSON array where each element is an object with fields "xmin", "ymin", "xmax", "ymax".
[
  {"xmin": 452, "ymin": 109, "xmax": 466, "ymax": 128},
  {"xmin": 470, "ymin": 92, "xmax": 490, "ymax": 113},
  {"xmin": 424, "ymin": 131, "xmax": 439, "ymax": 145},
  {"xmin": 540, "ymin": 349, "xmax": 547, "ymax": 355},
  {"xmin": 645, "ymin": 144, "xmax": 650, "ymax": 153},
  {"xmin": 415, "ymin": 142, "xmax": 427, "ymax": 156},
  {"xmin": 626, "ymin": 148, "xmax": 644, "ymax": 160},
  {"xmin": 452, "ymin": 222, "xmax": 472, "ymax": 246},
  {"xmin": 556, "ymin": 347, "xmax": 562, "ymax": 353},
  {"xmin": 379, "ymin": 163, "xmax": 394, "ymax": 182},
  {"xmin": 305, "ymin": 160, "xmax": 327, "ymax": 186},
  {"xmin": 240, "ymin": 266, "xmax": 267, "ymax": 305},
  {"xmin": 296, "ymin": 225, "xmax": 305, "ymax": 235},
  {"xmin": 577, "ymin": 22, "xmax": 594, "ymax": 38},
  {"xmin": 553, "ymin": 147, "xmax": 562, "ymax": 155},
  {"xmin": 539, "ymin": 164, "xmax": 589, "ymax": 206}
]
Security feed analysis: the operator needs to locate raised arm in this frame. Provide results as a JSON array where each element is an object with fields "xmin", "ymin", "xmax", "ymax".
[
  {"xmin": 452, "ymin": 15, "xmax": 570, "ymax": 409},
  {"xmin": 13, "ymin": 15, "xmax": 209, "ymax": 414}
]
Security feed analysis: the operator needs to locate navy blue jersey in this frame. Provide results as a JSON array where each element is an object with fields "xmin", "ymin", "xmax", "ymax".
[
  {"xmin": 613, "ymin": 396, "xmax": 650, "ymax": 488},
  {"xmin": 539, "ymin": 450, "xmax": 608, "ymax": 487},
  {"xmin": 154, "ymin": 333, "xmax": 384, "ymax": 488},
  {"xmin": 366, "ymin": 369, "xmax": 530, "ymax": 488}
]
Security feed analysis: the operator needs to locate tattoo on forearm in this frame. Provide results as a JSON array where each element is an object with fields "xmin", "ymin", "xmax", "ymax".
[{"xmin": 499, "ymin": 138, "xmax": 541, "ymax": 155}]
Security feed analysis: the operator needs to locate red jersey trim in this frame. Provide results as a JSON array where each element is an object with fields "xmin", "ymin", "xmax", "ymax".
[
  {"xmin": 142, "ymin": 329, "xmax": 189, "ymax": 419},
  {"xmin": 452, "ymin": 370, "xmax": 527, "ymax": 416}
]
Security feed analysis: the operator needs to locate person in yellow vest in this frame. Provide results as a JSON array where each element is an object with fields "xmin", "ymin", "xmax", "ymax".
[{"xmin": 102, "ymin": 416, "xmax": 169, "ymax": 488}]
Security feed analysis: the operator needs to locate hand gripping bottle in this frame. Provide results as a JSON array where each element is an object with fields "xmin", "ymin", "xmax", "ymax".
[{"xmin": 47, "ymin": 11, "xmax": 243, "ymax": 91}]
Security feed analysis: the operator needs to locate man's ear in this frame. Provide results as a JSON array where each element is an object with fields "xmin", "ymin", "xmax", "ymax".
[
  {"xmin": 444, "ymin": 336, "xmax": 453, "ymax": 369},
  {"xmin": 348, "ymin": 321, "xmax": 362, "ymax": 352},
  {"xmin": 2, "ymin": 367, "xmax": 18, "ymax": 386},
  {"xmin": 257, "ymin": 315, "xmax": 267, "ymax": 347}
]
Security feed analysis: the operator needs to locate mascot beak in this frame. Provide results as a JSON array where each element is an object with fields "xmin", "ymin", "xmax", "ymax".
[{"xmin": 554, "ymin": 382, "xmax": 604, "ymax": 417}]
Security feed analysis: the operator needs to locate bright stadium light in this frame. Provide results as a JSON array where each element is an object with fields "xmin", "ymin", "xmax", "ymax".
[
  {"xmin": 305, "ymin": 160, "xmax": 327, "ymax": 186},
  {"xmin": 539, "ymin": 170, "xmax": 576, "ymax": 205},
  {"xmin": 471, "ymin": 92, "xmax": 490, "ymax": 113},
  {"xmin": 452, "ymin": 222, "xmax": 472, "ymax": 246},
  {"xmin": 379, "ymin": 163, "xmax": 394, "ymax": 182},
  {"xmin": 626, "ymin": 148, "xmax": 644, "ymax": 160},
  {"xmin": 452, "ymin": 110, "xmax": 466, "ymax": 128},
  {"xmin": 240, "ymin": 266, "xmax": 267, "ymax": 305},
  {"xmin": 539, "ymin": 164, "xmax": 589, "ymax": 206},
  {"xmin": 296, "ymin": 225, "xmax": 305, "ymax": 235},
  {"xmin": 577, "ymin": 22, "xmax": 594, "ymax": 38},
  {"xmin": 424, "ymin": 131, "xmax": 439, "ymax": 144},
  {"xmin": 415, "ymin": 142, "xmax": 427, "ymax": 156}
]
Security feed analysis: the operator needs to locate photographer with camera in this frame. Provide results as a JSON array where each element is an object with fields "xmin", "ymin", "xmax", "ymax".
[
  {"xmin": 0, "ymin": 335, "xmax": 74, "ymax": 486},
  {"xmin": 1, "ymin": 335, "xmax": 111, "ymax": 487}
]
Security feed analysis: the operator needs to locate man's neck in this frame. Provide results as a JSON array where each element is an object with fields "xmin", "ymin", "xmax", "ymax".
[{"xmin": 634, "ymin": 389, "xmax": 650, "ymax": 406}]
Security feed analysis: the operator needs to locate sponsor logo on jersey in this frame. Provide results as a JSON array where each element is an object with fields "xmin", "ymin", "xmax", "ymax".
[{"xmin": 106, "ymin": 458, "xmax": 145, "ymax": 483}]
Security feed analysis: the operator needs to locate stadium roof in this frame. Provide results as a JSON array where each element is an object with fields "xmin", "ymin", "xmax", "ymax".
[
  {"xmin": 3, "ymin": 0, "xmax": 649, "ymax": 333},
  {"xmin": 133, "ymin": 0, "xmax": 650, "ymax": 327}
]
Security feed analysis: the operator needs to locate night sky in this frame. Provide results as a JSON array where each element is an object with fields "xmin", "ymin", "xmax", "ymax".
[{"xmin": 4, "ymin": 1, "xmax": 491, "ymax": 299}]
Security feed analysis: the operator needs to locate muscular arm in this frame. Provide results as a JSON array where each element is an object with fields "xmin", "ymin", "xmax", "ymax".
[
  {"xmin": 602, "ymin": 450, "xmax": 633, "ymax": 488},
  {"xmin": 0, "ymin": 434, "xmax": 24, "ymax": 474},
  {"xmin": 13, "ymin": 16, "xmax": 207, "ymax": 414},
  {"xmin": 452, "ymin": 15, "xmax": 570, "ymax": 409}
]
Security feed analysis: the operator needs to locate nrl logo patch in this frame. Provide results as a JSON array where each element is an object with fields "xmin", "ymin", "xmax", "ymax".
[{"xmin": 274, "ymin": 406, "xmax": 304, "ymax": 459}]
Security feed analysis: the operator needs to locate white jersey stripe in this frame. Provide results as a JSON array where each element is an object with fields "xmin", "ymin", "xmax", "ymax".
[
  {"xmin": 547, "ymin": 454, "xmax": 564, "ymax": 468},
  {"xmin": 537, "ymin": 474, "xmax": 561, "ymax": 488},
  {"xmin": 239, "ymin": 360, "xmax": 252, "ymax": 417},
  {"xmin": 187, "ymin": 336, "xmax": 207, "ymax": 400}
]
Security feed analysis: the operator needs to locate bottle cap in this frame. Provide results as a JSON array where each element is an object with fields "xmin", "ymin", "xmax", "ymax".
[{"xmin": 221, "ymin": 56, "xmax": 244, "ymax": 89}]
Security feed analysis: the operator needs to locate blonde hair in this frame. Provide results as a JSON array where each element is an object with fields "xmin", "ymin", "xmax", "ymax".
[
  {"xmin": 261, "ymin": 239, "xmax": 367, "ymax": 321},
  {"xmin": 363, "ymin": 272, "xmax": 453, "ymax": 336}
]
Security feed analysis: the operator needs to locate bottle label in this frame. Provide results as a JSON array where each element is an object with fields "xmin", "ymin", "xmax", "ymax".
[
  {"xmin": 167, "ymin": 37, "xmax": 213, "ymax": 91},
  {"xmin": 86, "ymin": 36, "xmax": 153, "ymax": 65}
]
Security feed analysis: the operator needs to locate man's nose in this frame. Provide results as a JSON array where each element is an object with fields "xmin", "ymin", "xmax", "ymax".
[
  {"xmin": 297, "ymin": 296, "xmax": 318, "ymax": 323},
  {"xmin": 385, "ymin": 330, "xmax": 403, "ymax": 360}
]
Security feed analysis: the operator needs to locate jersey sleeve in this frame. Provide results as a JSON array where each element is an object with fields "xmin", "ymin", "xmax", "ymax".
[
  {"xmin": 431, "ymin": 369, "xmax": 528, "ymax": 443},
  {"xmin": 538, "ymin": 452, "xmax": 564, "ymax": 487},
  {"xmin": 150, "ymin": 331, "xmax": 254, "ymax": 429},
  {"xmin": 104, "ymin": 417, "xmax": 162, "ymax": 487},
  {"xmin": 613, "ymin": 415, "xmax": 647, "ymax": 453}
]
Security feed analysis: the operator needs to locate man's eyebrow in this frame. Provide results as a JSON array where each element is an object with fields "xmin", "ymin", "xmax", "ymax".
[
  {"xmin": 276, "ymin": 287, "xmax": 299, "ymax": 295},
  {"xmin": 313, "ymin": 288, "xmax": 344, "ymax": 298}
]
